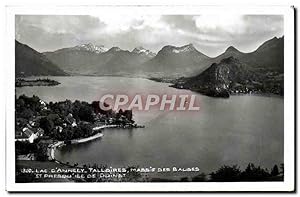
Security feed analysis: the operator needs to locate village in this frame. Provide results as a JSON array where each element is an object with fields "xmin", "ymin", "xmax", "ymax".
[{"xmin": 15, "ymin": 95, "xmax": 144, "ymax": 162}]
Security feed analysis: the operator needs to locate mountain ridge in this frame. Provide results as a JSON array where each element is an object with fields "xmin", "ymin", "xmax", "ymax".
[
  {"xmin": 15, "ymin": 40, "xmax": 67, "ymax": 77},
  {"xmin": 28, "ymin": 36, "xmax": 284, "ymax": 77},
  {"xmin": 213, "ymin": 36, "xmax": 284, "ymax": 72},
  {"xmin": 44, "ymin": 44, "xmax": 156, "ymax": 75},
  {"xmin": 142, "ymin": 43, "xmax": 211, "ymax": 77}
]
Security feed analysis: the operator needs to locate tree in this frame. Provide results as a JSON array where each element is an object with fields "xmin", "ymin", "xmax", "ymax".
[
  {"xmin": 77, "ymin": 122, "xmax": 93, "ymax": 137},
  {"xmin": 78, "ymin": 105, "xmax": 94, "ymax": 122},
  {"xmin": 19, "ymin": 108, "xmax": 34, "ymax": 119},
  {"xmin": 39, "ymin": 117, "xmax": 54, "ymax": 134},
  {"xmin": 192, "ymin": 173, "xmax": 206, "ymax": 182},
  {"xmin": 122, "ymin": 166, "xmax": 142, "ymax": 182},
  {"xmin": 36, "ymin": 141, "xmax": 49, "ymax": 161},
  {"xmin": 271, "ymin": 165, "xmax": 279, "ymax": 176},
  {"xmin": 15, "ymin": 141, "xmax": 38, "ymax": 155},
  {"xmin": 210, "ymin": 165, "xmax": 241, "ymax": 181},
  {"xmin": 240, "ymin": 163, "xmax": 270, "ymax": 181},
  {"xmin": 280, "ymin": 163, "xmax": 284, "ymax": 174}
]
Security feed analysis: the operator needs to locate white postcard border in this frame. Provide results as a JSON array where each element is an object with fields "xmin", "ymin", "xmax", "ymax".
[{"xmin": 5, "ymin": 5, "xmax": 295, "ymax": 192}]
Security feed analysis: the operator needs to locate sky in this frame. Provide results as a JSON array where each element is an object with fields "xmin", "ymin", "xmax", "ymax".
[{"xmin": 15, "ymin": 15, "xmax": 283, "ymax": 57}]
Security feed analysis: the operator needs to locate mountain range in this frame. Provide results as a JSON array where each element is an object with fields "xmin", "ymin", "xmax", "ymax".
[
  {"xmin": 43, "ymin": 44, "xmax": 156, "ymax": 76},
  {"xmin": 15, "ymin": 41, "xmax": 67, "ymax": 77},
  {"xmin": 142, "ymin": 44, "xmax": 211, "ymax": 77},
  {"xmin": 213, "ymin": 37, "xmax": 284, "ymax": 73},
  {"xmin": 15, "ymin": 36, "xmax": 283, "ymax": 78}
]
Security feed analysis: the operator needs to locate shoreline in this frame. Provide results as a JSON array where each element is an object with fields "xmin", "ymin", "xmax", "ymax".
[
  {"xmin": 48, "ymin": 141, "xmax": 64, "ymax": 160},
  {"xmin": 47, "ymin": 124, "xmax": 131, "ymax": 161},
  {"xmin": 70, "ymin": 132, "xmax": 104, "ymax": 144}
]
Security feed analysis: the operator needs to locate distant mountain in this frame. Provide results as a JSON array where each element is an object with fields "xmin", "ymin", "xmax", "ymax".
[
  {"xmin": 142, "ymin": 44, "xmax": 211, "ymax": 77},
  {"xmin": 247, "ymin": 36, "xmax": 284, "ymax": 72},
  {"xmin": 15, "ymin": 40, "xmax": 67, "ymax": 77},
  {"xmin": 171, "ymin": 56, "xmax": 283, "ymax": 97},
  {"xmin": 42, "ymin": 36, "xmax": 283, "ymax": 77},
  {"xmin": 106, "ymin": 47, "xmax": 123, "ymax": 53},
  {"xmin": 214, "ymin": 37, "xmax": 284, "ymax": 72},
  {"xmin": 43, "ymin": 44, "xmax": 107, "ymax": 75},
  {"xmin": 217, "ymin": 46, "xmax": 244, "ymax": 59},
  {"xmin": 144, "ymin": 37, "xmax": 283, "ymax": 78},
  {"xmin": 44, "ymin": 45, "xmax": 156, "ymax": 75},
  {"xmin": 132, "ymin": 47, "xmax": 156, "ymax": 58},
  {"xmin": 73, "ymin": 43, "xmax": 108, "ymax": 53},
  {"xmin": 96, "ymin": 47, "xmax": 154, "ymax": 75}
]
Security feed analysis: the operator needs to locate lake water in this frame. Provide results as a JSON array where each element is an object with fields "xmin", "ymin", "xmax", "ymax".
[{"xmin": 16, "ymin": 76, "xmax": 284, "ymax": 178}]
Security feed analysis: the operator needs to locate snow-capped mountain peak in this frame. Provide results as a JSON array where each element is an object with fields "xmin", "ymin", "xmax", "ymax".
[
  {"xmin": 172, "ymin": 44, "xmax": 196, "ymax": 53},
  {"xmin": 74, "ymin": 43, "xmax": 108, "ymax": 53},
  {"xmin": 132, "ymin": 47, "xmax": 156, "ymax": 57},
  {"xmin": 159, "ymin": 43, "xmax": 197, "ymax": 55},
  {"xmin": 107, "ymin": 47, "xmax": 123, "ymax": 52}
]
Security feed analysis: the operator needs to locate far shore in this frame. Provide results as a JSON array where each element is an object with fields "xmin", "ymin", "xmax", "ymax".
[{"xmin": 16, "ymin": 78, "xmax": 60, "ymax": 87}]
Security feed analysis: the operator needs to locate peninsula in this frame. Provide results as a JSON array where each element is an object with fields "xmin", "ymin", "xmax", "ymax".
[
  {"xmin": 15, "ymin": 95, "xmax": 144, "ymax": 162},
  {"xmin": 16, "ymin": 78, "xmax": 60, "ymax": 87}
]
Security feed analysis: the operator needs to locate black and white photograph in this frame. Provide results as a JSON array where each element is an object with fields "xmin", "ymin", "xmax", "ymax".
[{"xmin": 4, "ymin": 5, "xmax": 295, "ymax": 192}]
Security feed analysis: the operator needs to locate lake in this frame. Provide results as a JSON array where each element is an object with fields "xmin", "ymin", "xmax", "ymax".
[{"xmin": 16, "ymin": 76, "xmax": 284, "ymax": 178}]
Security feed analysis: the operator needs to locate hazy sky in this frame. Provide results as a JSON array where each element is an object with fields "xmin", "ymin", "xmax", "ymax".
[{"xmin": 15, "ymin": 15, "xmax": 283, "ymax": 57}]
